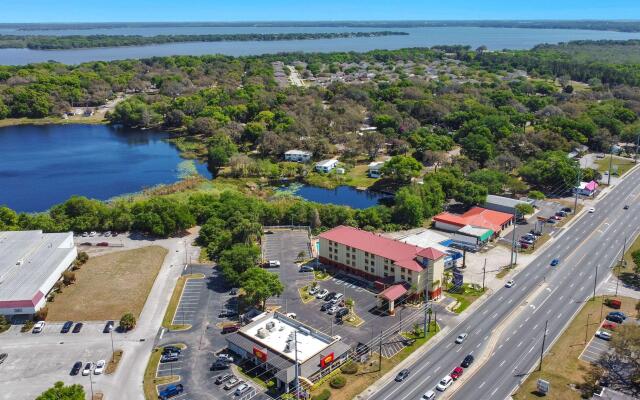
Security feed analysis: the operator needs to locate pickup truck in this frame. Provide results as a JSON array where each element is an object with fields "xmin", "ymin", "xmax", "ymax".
[{"xmin": 158, "ymin": 384, "xmax": 184, "ymax": 399}]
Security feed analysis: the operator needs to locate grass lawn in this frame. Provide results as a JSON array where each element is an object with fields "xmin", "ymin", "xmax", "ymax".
[
  {"xmin": 496, "ymin": 264, "xmax": 518, "ymax": 279},
  {"xmin": 47, "ymin": 246, "xmax": 168, "ymax": 321},
  {"xmin": 105, "ymin": 349, "xmax": 124, "ymax": 375},
  {"xmin": 298, "ymin": 286, "xmax": 315, "ymax": 303},
  {"xmin": 162, "ymin": 273, "xmax": 205, "ymax": 330},
  {"xmin": 445, "ymin": 284, "xmax": 486, "ymax": 313},
  {"xmin": 513, "ymin": 296, "xmax": 636, "ymax": 400},
  {"xmin": 595, "ymin": 156, "xmax": 636, "ymax": 177},
  {"xmin": 0, "ymin": 116, "xmax": 106, "ymax": 128},
  {"xmin": 344, "ymin": 164, "xmax": 379, "ymax": 188},
  {"xmin": 311, "ymin": 322, "xmax": 439, "ymax": 400},
  {"xmin": 143, "ymin": 346, "xmax": 183, "ymax": 400}
]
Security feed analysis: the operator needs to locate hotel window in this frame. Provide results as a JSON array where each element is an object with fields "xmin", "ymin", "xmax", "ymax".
[
  {"xmin": 370, "ymin": 261, "xmax": 375, "ymax": 267},
  {"xmin": 370, "ymin": 268, "xmax": 375, "ymax": 274},
  {"xmin": 401, "ymin": 275, "xmax": 405, "ymax": 280},
  {"xmin": 384, "ymin": 272, "xmax": 388, "ymax": 277},
  {"xmin": 384, "ymin": 265, "xmax": 388, "ymax": 271},
  {"xmin": 390, "ymin": 267, "xmax": 395, "ymax": 273},
  {"xmin": 346, "ymin": 259, "xmax": 350, "ymax": 265},
  {"xmin": 328, "ymin": 254, "xmax": 332, "ymax": 260},
  {"xmin": 364, "ymin": 259, "xmax": 368, "ymax": 265},
  {"xmin": 352, "ymin": 254, "xmax": 356, "ymax": 260},
  {"xmin": 364, "ymin": 266, "xmax": 368, "ymax": 272},
  {"xmin": 407, "ymin": 276, "xmax": 412, "ymax": 282},
  {"xmin": 365, "ymin": 252, "xmax": 369, "ymax": 257}
]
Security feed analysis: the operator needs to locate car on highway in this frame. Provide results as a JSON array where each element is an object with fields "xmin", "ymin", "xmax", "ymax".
[
  {"xmin": 550, "ymin": 258, "xmax": 560, "ymax": 266},
  {"xmin": 595, "ymin": 330, "xmax": 612, "ymax": 341},
  {"xmin": 606, "ymin": 314, "xmax": 624, "ymax": 324},
  {"xmin": 421, "ymin": 390, "xmax": 436, "ymax": 400},
  {"xmin": 436, "ymin": 375, "xmax": 453, "ymax": 391},
  {"xmin": 461, "ymin": 354, "xmax": 475, "ymax": 368},
  {"xmin": 267, "ymin": 260, "xmax": 280, "ymax": 268},
  {"xmin": 505, "ymin": 280, "xmax": 515, "ymax": 288},
  {"xmin": 450, "ymin": 366, "xmax": 464, "ymax": 380},
  {"xmin": 70, "ymin": 361, "xmax": 82, "ymax": 375},
  {"xmin": 72, "ymin": 322, "xmax": 83, "ymax": 333},
  {"xmin": 588, "ymin": 207, "xmax": 596, "ymax": 213},
  {"xmin": 235, "ymin": 383, "xmax": 251, "ymax": 396},
  {"xmin": 300, "ymin": 265, "xmax": 314, "ymax": 272},
  {"xmin": 215, "ymin": 374, "xmax": 234, "ymax": 385},
  {"xmin": 316, "ymin": 289, "xmax": 329, "ymax": 299},
  {"xmin": 308, "ymin": 286, "xmax": 319, "ymax": 295},
  {"xmin": 624, "ymin": 205, "xmax": 630, "ymax": 210},
  {"xmin": 608, "ymin": 311, "xmax": 626, "ymax": 320},
  {"xmin": 395, "ymin": 369, "xmax": 410, "ymax": 382},
  {"xmin": 82, "ymin": 362, "xmax": 92, "ymax": 376},
  {"xmin": 455, "ymin": 333, "xmax": 468, "ymax": 344},
  {"xmin": 103, "ymin": 320, "xmax": 115, "ymax": 333},
  {"xmin": 158, "ymin": 384, "xmax": 183, "ymax": 399},
  {"xmin": 32, "ymin": 321, "xmax": 46, "ymax": 333},
  {"xmin": 61, "ymin": 321, "xmax": 74, "ymax": 333},
  {"xmin": 94, "ymin": 360, "xmax": 105, "ymax": 375}
]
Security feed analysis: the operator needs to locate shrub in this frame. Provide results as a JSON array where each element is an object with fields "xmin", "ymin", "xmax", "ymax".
[
  {"xmin": 0, "ymin": 315, "xmax": 10, "ymax": 333},
  {"xmin": 62, "ymin": 271, "xmax": 76, "ymax": 285},
  {"xmin": 119, "ymin": 312, "xmax": 136, "ymax": 331},
  {"xmin": 34, "ymin": 307, "xmax": 48, "ymax": 321},
  {"xmin": 21, "ymin": 320, "xmax": 34, "ymax": 332},
  {"xmin": 77, "ymin": 251, "xmax": 89, "ymax": 264},
  {"xmin": 329, "ymin": 375, "xmax": 346, "ymax": 389},
  {"xmin": 312, "ymin": 389, "xmax": 332, "ymax": 400},
  {"xmin": 340, "ymin": 361, "xmax": 358, "ymax": 375}
]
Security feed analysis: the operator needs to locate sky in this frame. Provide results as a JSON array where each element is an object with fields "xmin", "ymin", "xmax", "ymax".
[{"xmin": 1, "ymin": 0, "xmax": 639, "ymax": 23}]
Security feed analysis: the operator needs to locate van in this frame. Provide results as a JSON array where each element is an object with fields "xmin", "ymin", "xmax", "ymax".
[{"xmin": 222, "ymin": 323, "xmax": 241, "ymax": 334}]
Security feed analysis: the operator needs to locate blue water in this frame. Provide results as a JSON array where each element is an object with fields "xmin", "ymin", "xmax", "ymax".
[
  {"xmin": 1, "ymin": 27, "xmax": 639, "ymax": 65},
  {"xmin": 0, "ymin": 124, "xmax": 210, "ymax": 212},
  {"xmin": 282, "ymin": 185, "xmax": 389, "ymax": 209}
]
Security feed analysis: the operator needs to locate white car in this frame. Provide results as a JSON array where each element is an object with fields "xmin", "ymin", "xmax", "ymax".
[
  {"xmin": 268, "ymin": 260, "xmax": 281, "ymax": 268},
  {"xmin": 422, "ymin": 389, "xmax": 436, "ymax": 399},
  {"xmin": 234, "ymin": 383, "xmax": 250, "ymax": 396},
  {"xmin": 436, "ymin": 375, "xmax": 453, "ymax": 391},
  {"xmin": 316, "ymin": 289, "xmax": 329, "ymax": 299},
  {"xmin": 308, "ymin": 286, "xmax": 319, "ymax": 295},
  {"xmin": 327, "ymin": 305, "xmax": 339, "ymax": 315},
  {"xmin": 595, "ymin": 330, "xmax": 612, "ymax": 341},
  {"xmin": 588, "ymin": 207, "xmax": 596, "ymax": 213},
  {"xmin": 455, "ymin": 333, "xmax": 468, "ymax": 344},
  {"xmin": 286, "ymin": 313, "xmax": 297, "ymax": 319},
  {"xmin": 81, "ymin": 232, "xmax": 89, "ymax": 237},
  {"xmin": 104, "ymin": 231, "xmax": 111, "ymax": 237},
  {"xmin": 505, "ymin": 280, "xmax": 515, "ymax": 288},
  {"xmin": 32, "ymin": 321, "xmax": 46, "ymax": 333},
  {"xmin": 89, "ymin": 231, "xmax": 97, "ymax": 237},
  {"xmin": 82, "ymin": 362, "xmax": 92, "ymax": 376},
  {"xmin": 217, "ymin": 354, "xmax": 234, "ymax": 363},
  {"xmin": 330, "ymin": 293, "xmax": 344, "ymax": 304},
  {"xmin": 94, "ymin": 360, "xmax": 105, "ymax": 375}
]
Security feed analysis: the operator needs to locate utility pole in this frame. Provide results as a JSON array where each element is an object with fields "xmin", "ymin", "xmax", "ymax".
[
  {"xmin": 607, "ymin": 149, "xmax": 613, "ymax": 186},
  {"xmin": 399, "ymin": 308, "xmax": 403, "ymax": 333},
  {"xmin": 378, "ymin": 330, "xmax": 383, "ymax": 371},
  {"xmin": 423, "ymin": 301, "xmax": 428, "ymax": 337},
  {"xmin": 585, "ymin": 314, "xmax": 591, "ymax": 344},
  {"xmin": 635, "ymin": 133, "xmax": 640, "ymax": 164},
  {"xmin": 574, "ymin": 168, "xmax": 581, "ymax": 214},
  {"xmin": 482, "ymin": 258, "xmax": 487, "ymax": 291},
  {"xmin": 615, "ymin": 237, "xmax": 627, "ymax": 297},
  {"xmin": 593, "ymin": 263, "xmax": 599, "ymax": 301},
  {"xmin": 538, "ymin": 320, "xmax": 549, "ymax": 372},
  {"xmin": 110, "ymin": 329, "xmax": 115, "ymax": 360},
  {"xmin": 510, "ymin": 212, "xmax": 517, "ymax": 268},
  {"xmin": 294, "ymin": 331, "xmax": 299, "ymax": 400}
]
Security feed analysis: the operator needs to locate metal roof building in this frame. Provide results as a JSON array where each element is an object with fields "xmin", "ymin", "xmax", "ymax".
[{"xmin": 0, "ymin": 230, "xmax": 77, "ymax": 316}]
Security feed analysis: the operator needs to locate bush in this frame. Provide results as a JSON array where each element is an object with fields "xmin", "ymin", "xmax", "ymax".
[
  {"xmin": 312, "ymin": 389, "xmax": 332, "ymax": 400},
  {"xmin": 77, "ymin": 251, "xmax": 89, "ymax": 264},
  {"xmin": 62, "ymin": 271, "xmax": 76, "ymax": 285},
  {"xmin": 34, "ymin": 307, "xmax": 48, "ymax": 321},
  {"xmin": 0, "ymin": 315, "xmax": 10, "ymax": 333},
  {"xmin": 329, "ymin": 375, "xmax": 346, "ymax": 389},
  {"xmin": 21, "ymin": 320, "xmax": 34, "ymax": 332},
  {"xmin": 119, "ymin": 312, "xmax": 136, "ymax": 331},
  {"xmin": 340, "ymin": 361, "xmax": 358, "ymax": 375}
]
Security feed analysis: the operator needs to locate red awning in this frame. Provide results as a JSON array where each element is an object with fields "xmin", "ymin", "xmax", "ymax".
[{"xmin": 378, "ymin": 284, "xmax": 409, "ymax": 302}]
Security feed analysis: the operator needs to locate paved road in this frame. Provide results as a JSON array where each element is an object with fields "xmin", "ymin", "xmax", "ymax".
[{"xmin": 368, "ymin": 165, "xmax": 640, "ymax": 400}]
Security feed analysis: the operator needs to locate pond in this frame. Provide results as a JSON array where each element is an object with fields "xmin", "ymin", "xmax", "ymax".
[
  {"xmin": 0, "ymin": 124, "xmax": 210, "ymax": 212},
  {"xmin": 279, "ymin": 184, "xmax": 391, "ymax": 209}
]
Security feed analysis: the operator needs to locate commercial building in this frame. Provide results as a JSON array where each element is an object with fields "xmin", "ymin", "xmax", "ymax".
[
  {"xmin": 395, "ymin": 229, "xmax": 462, "ymax": 268},
  {"xmin": 483, "ymin": 194, "xmax": 534, "ymax": 216},
  {"xmin": 284, "ymin": 150, "xmax": 312, "ymax": 163},
  {"xmin": 0, "ymin": 230, "xmax": 77, "ymax": 316},
  {"xmin": 315, "ymin": 159, "xmax": 338, "ymax": 173},
  {"xmin": 574, "ymin": 181, "xmax": 598, "ymax": 197},
  {"xmin": 433, "ymin": 207, "xmax": 513, "ymax": 238},
  {"xmin": 226, "ymin": 312, "xmax": 350, "ymax": 393},
  {"xmin": 318, "ymin": 226, "xmax": 446, "ymax": 310}
]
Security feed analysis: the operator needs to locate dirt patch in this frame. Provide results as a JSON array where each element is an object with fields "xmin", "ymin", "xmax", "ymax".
[{"xmin": 47, "ymin": 246, "xmax": 167, "ymax": 321}]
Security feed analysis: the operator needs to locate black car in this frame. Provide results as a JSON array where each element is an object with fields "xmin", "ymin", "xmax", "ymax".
[
  {"xmin": 606, "ymin": 314, "xmax": 624, "ymax": 324},
  {"xmin": 103, "ymin": 320, "xmax": 115, "ymax": 333},
  {"xmin": 161, "ymin": 353, "xmax": 179, "ymax": 363},
  {"xmin": 325, "ymin": 292, "xmax": 337, "ymax": 302},
  {"xmin": 461, "ymin": 354, "xmax": 475, "ymax": 368},
  {"xmin": 210, "ymin": 361, "xmax": 230, "ymax": 371},
  {"xmin": 70, "ymin": 361, "xmax": 83, "ymax": 375},
  {"xmin": 561, "ymin": 207, "xmax": 572, "ymax": 213},
  {"xmin": 395, "ymin": 369, "xmax": 410, "ymax": 382},
  {"xmin": 61, "ymin": 321, "xmax": 74, "ymax": 333},
  {"xmin": 229, "ymin": 288, "xmax": 238, "ymax": 295},
  {"xmin": 72, "ymin": 322, "xmax": 83, "ymax": 333},
  {"xmin": 624, "ymin": 205, "xmax": 630, "ymax": 210},
  {"xmin": 215, "ymin": 374, "xmax": 234, "ymax": 385},
  {"xmin": 219, "ymin": 310, "xmax": 238, "ymax": 318},
  {"xmin": 163, "ymin": 346, "xmax": 182, "ymax": 355},
  {"xmin": 0, "ymin": 353, "xmax": 7, "ymax": 365},
  {"xmin": 320, "ymin": 302, "xmax": 332, "ymax": 312},
  {"xmin": 335, "ymin": 308, "xmax": 349, "ymax": 319}
]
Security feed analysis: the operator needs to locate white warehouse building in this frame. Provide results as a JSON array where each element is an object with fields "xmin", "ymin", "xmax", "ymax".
[{"xmin": 0, "ymin": 230, "xmax": 77, "ymax": 316}]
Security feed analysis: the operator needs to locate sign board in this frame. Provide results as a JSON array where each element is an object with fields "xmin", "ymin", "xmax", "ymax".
[
  {"xmin": 537, "ymin": 379, "xmax": 549, "ymax": 395},
  {"xmin": 320, "ymin": 352, "xmax": 335, "ymax": 368},
  {"xmin": 253, "ymin": 347, "xmax": 268, "ymax": 362},
  {"xmin": 452, "ymin": 268, "xmax": 464, "ymax": 288}
]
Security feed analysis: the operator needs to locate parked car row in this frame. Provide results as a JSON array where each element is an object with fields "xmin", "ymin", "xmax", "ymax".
[
  {"xmin": 210, "ymin": 353, "xmax": 234, "ymax": 371},
  {"xmin": 519, "ymin": 231, "xmax": 540, "ymax": 249},
  {"xmin": 160, "ymin": 346, "xmax": 182, "ymax": 363},
  {"xmin": 70, "ymin": 359, "xmax": 105, "ymax": 376},
  {"xmin": 79, "ymin": 231, "xmax": 119, "ymax": 238},
  {"xmin": 32, "ymin": 320, "xmax": 115, "ymax": 334},
  {"xmin": 214, "ymin": 372, "xmax": 253, "ymax": 396},
  {"xmin": 309, "ymin": 286, "xmax": 350, "ymax": 320},
  {"xmin": 397, "ymin": 353, "xmax": 476, "ymax": 398}
]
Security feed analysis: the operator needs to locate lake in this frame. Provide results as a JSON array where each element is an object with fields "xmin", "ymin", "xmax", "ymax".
[
  {"xmin": 280, "ymin": 184, "xmax": 390, "ymax": 209},
  {"xmin": 1, "ymin": 27, "xmax": 639, "ymax": 65},
  {"xmin": 0, "ymin": 124, "xmax": 210, "ymax": 212}
]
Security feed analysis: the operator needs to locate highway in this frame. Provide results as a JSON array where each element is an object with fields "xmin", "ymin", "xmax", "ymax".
[{"xmin": 369, "ymin": 165, "xmax": 640, "ymax": 400}]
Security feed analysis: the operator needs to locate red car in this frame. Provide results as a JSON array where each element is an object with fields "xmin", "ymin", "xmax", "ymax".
[
  {"xmin": 602, "ymin": 322, "xmax": 617, "ymax": 330},
  {"xmin": 96, "ymin": 242, "xmax": 109, "ymax": 247},
  {"xmin": 450, "ymin": 366, "xmax": 464, "ymax": 380}
]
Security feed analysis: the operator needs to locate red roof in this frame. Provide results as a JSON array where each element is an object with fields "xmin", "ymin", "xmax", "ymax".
[
  {"xmin": 433, "ymin": 207, "xmax": 513, "ymax": 232},
  {"xmin": 417, "ymin": 247, "xmax": 446, "ymax": 260},
  {"xmin": 378, "ymin": 283, "xmax": 409, "ymax": 301},
  {"xmin": 319, "ymin": 226, "xmax": 444, "ymax": 272}
]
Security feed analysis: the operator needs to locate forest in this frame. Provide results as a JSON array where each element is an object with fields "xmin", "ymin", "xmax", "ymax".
[
  {"xmin": 0, "ymin": 41, "xmax": 639, "ymax": 238},
  {"xmin": 0, "ymin": 31, "xmax": 408, "ymax": 50}
]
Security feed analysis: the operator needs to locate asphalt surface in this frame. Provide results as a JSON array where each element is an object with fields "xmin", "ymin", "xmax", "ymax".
[{"xmin": 369, "ymin": 165, "xmax": 640, "ymax": 400}]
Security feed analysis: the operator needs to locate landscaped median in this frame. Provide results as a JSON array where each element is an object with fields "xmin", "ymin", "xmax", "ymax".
[
  {"xmin": 161, "ymin": 273, "xmax": 205, "ymax": 331},
  {"xmin": 446, "ymin": 283, "xmax": 486, "ymax": 314},
  {"xmin": 311, "ymin": 322, "xmax": 439, "ymax": 400},
  {"xmin": 143, "ymin": 344, "xmax": 186, "ymax": 400},
  {"xmin": 105, "ymin": 349, "xmax": 124, "ymax": 375}
]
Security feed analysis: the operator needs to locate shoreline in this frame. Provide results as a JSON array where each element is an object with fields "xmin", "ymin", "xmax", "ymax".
[{"xmin": 0, "ymin": 116, "xmax": 107, "ymax": 128}]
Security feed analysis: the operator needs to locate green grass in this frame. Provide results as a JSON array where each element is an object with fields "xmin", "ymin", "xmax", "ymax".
[
  {"xmin": 445, "ymin": 284, "xmax": 486, "ymax": 313},
  {"xmin": 236, "ymin": 364, "xmax": 270, "ymax": 389},
  {"xmin": 497, "ymin": 264, "xmax": 517, "ymax": 279},
  {"xmin": 143, "ymin": 346, "xmax": 183, "ymax": 400},
  {"xmin": 595, "ymin": 156, "xmax": 636, "ymax": 177}
]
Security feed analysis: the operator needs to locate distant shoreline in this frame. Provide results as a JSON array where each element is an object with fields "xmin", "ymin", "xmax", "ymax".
[{"xmin": 2, "ymin": 20, "xmax": 640, "ymax": 33}]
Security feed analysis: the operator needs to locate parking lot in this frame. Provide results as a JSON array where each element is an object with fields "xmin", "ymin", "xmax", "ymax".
[
  {"xmin": 173, "ymin": 278, "xmax": 208, "ymax": 327},
  {"xmin": 580, "ymin": 333, "xmax": 611, "ymax": 364}
]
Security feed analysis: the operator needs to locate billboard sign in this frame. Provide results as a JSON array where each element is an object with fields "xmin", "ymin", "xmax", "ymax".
[
  {"xmin": 253, "ymin": 347, "xmax": 268, "ymax": 362},
  {"xmin": 320, "ymin": 352, "xmax": 335, "ymax": 368}
]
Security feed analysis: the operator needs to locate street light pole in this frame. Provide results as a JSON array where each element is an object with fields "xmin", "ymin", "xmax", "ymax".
[
  {"xmin": 615, "ymin": 237, "xmax": 627, "ymax": 297},
  {"xmin": 593, "ymin": 263, "xmax": 599, "ymax": 301},
  {"xmin": 482, "ymin": 258, "xmax": 486, "ymax": 291},
  {"xmin": 89, "ymin": 370, "xmax": 94, "ymax": 399},
  {"xmin": 585, "ymin": 313, "xmax": 591, "ymax": 344},
  {"xmin": 538, "ymin": 320, "xmax": 549, "ymax": 372}
]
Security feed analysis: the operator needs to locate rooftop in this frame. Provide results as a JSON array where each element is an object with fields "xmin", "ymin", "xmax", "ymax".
[
  {"xmin": 433, "ymin": 207, "xmax": 513, "ymax": 232},
  {"xmin": 485, "ymin": 194, "xmax": 529, "ymax": 208},
  {"xmin": 285, "ymin": 149, "xmax": 311, "ymax": 155},
  {"xmin": 0, "ymin": 230, "xmax": 75, "ymax": 302},
  {"xmin": 316, "ymin": 159, "xmax": 338, "ymax": 167}
]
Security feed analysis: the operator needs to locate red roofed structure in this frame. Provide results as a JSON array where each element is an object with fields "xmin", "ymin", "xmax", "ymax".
[
  {"xmin": 433, "ymin": 207, "xmax": 513, "ymax": 236},
  {"xmin": 318, "ymin": 226, "xmax": 446, "ymax": 311}
]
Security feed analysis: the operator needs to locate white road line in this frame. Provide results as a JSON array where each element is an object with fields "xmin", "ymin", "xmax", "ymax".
[{"xmin": 499, "ymin": 360, "xmax": 506, "ymax": 367}]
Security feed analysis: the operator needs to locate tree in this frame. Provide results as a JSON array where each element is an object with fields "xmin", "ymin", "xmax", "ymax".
[
  {"xmin": 62, "ymin": 271, "xmax": 76, "ymax": 285},
  {"xmin": 393, "ymin": 187, "xmax": 424, "ymax": 227},
  {"xmin": 381, "ymin": 155, "xmax": 422, "ymax": 183},
  {"xmin": 240, "ymin": 267, "xmax": 284, "ymax": 310},
  {"xmin": 131, "ymin": 197, "xmax": 195, "ymax": 237},
  {"xmin": 361, "ymin": 131, "xmax": 386, "ymax": 160},
  {"xmin": 207, "ymin": 133, "xmax": 237, "ymax": 176},
  {"xmin": 218, "ymin": 243, "xmax": 261, "ymax": 285},
  {"xmin": 36, "ymin": 381, "xmax": 85, "ymax": 400},
  {"xmin": 528, "ymin": 190, "xmax": 545, "ymax": 200},
  {"xmin": 600, "ymin": 325, "xmax": 640, "ymax": 394},
  {"xmin": 454, "ymin": 182, "xmax": 488, "ymax": 208},
  {"xmin": 119, "ymin": 312, "xmax": 136, "ymax": 331},
  {"xmin": 515, "ymin": 203, "xmax": 534, "ymax": 217},
  {"xmin": 461, "ymin": 133, "xmax": 495, "ymax": 166},
  {"xmin": 0, "ymin": 205, "xmax": 18, "ymax": 230}
]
